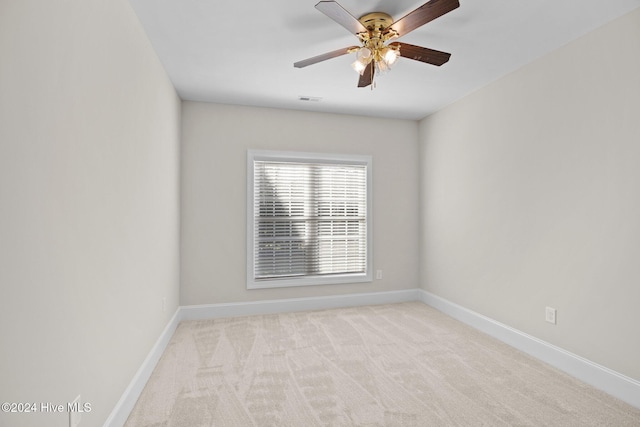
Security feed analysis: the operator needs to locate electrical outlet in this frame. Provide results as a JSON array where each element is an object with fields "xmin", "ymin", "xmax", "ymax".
[
  {"xmin": 545, "ymin": 307, "xmax": 557, "ymax": 325},
  {"xmin": 375, "ymin": 270, "xmax": 383, "ymax": 280}
]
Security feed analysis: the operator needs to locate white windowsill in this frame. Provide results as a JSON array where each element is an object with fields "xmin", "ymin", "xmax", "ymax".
[{"xmin": 247, "ymin": 272, "xmax": 372, "ymax": 290}]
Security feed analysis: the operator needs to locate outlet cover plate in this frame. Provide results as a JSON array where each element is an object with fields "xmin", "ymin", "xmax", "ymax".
[{"xmin": 545, "ymin": 307, "xmax": 557, "ymax": 324}]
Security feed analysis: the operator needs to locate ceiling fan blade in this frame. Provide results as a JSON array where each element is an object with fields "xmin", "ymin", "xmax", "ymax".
[
  {"xmin": 388, "ymin": 0, "xmax": 459, "ymax": 37},
  {"xmin": 389, "ymin": 42, "xmax": 451, "ymax": 66},
  {"xmin": 315, "ymin": 1, "xmax": 367, "ymax": 35},
  {"xmin": 294, "ymin": 46, "xmax": 359, "ymax": 68},
  {"xmin": 357, "ymin": 62, "xmax": 375, "ymax": 88}
]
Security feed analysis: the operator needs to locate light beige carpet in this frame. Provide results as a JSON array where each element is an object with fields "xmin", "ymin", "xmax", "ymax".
[{"xmin": 125, "ymin": 302, "xmax": 640, "ymax": 426}]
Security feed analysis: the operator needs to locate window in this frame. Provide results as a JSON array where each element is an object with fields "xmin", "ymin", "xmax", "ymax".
[{"xmin": 247, "ymin": 150, "xmax": 372, "ymax": 289}]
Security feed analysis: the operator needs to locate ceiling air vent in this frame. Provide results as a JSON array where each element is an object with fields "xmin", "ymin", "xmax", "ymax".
[{"xmin": 298, "ymin": 96, "xmax": 322, "ymax": 102}]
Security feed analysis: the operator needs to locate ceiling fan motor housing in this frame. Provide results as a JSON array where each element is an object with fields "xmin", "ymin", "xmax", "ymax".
[
  {"xmin": 357, "ymin": 12, "xmax": 398, "ymax": 55},
  {"xmin": 358, "ymin": 12, "xmax": 394, "ymax": 31}
]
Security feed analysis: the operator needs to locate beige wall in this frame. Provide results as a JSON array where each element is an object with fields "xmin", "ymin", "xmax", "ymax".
[
  {"xmin": 0, "ymin": 1, "xmax": 181, "ymax": 426},
  {"xmin": 180, "ymin": 102, "xmax": 420, "ymax": 305},
  {"xmin": 419, "ymin": 8, "xmax": 640, "ymax": 381}
]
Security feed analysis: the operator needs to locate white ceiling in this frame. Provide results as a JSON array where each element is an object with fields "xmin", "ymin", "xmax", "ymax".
[{"xmin": 128, "ymin": 0, "xmax": 640, "ymax": 120}]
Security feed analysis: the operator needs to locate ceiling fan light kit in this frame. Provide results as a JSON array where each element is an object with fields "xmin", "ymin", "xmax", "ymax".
[
  {"xmin": 349, "ymin": 13, "xmax": 401, "ymax": 82},
  {"xmin": 294, "ymin": 0, "xmax": 460, "ymax": 88}
]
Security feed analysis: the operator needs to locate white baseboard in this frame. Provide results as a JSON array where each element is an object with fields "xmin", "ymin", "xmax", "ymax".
[
  {"xmin": 180, "ymin": 289, "xmax": 420, "ymax": 321},
  {"xmin": 103, "ymin": 308, "xmax": 181, "ymax": 427},
  {"xmin": 418, "ymin": 290, "xmax": 640, "ymax": 409}
]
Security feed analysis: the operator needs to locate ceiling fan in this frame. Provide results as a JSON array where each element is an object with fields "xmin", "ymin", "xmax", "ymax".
[{"xmin": 294, "ymin": 0, "xmax": 460, "ymax": 88}]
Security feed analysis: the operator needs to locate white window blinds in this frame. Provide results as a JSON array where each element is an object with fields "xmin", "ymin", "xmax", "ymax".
[{"xmin": 248, "ymin": 151, "xmax": 371, "ymax": 289}]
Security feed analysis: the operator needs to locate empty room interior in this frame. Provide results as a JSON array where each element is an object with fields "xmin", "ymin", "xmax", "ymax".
[{"xmin": 1, "ymin": 0, "xmax": 640, "ymax": 426}]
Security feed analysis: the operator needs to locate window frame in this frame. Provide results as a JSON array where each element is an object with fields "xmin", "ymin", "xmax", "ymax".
[{"xmin": 246, "ymin": 149, "xmax": 373, "ymax": 289}]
